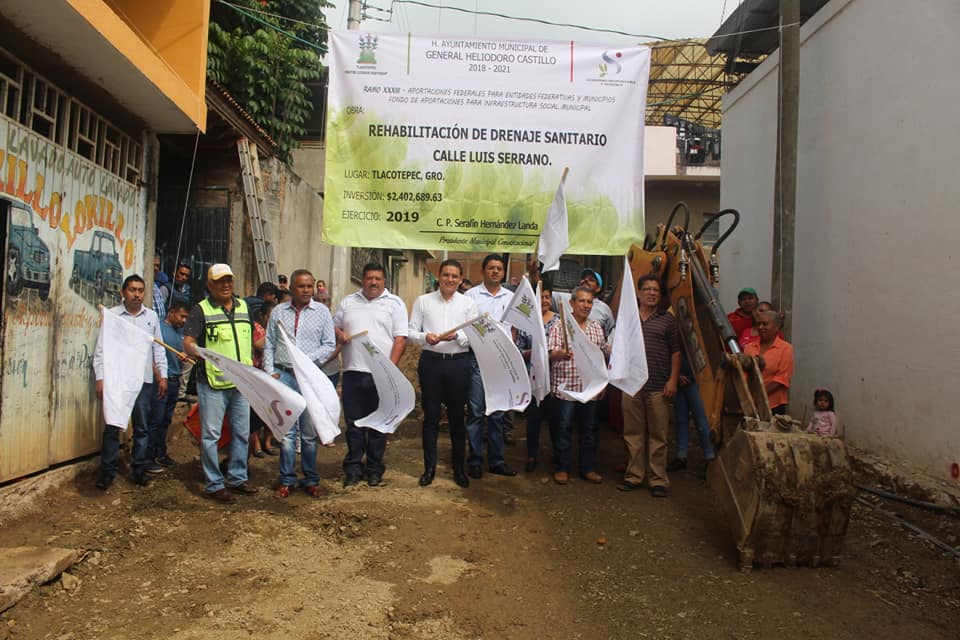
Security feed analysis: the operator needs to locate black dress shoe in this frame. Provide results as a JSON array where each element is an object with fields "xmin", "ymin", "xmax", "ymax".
[
  {"xmin": 343, "ymin": 474, "xmax": 362, "ymax": 488},
  {"xmin": 467, "ymin": 465, "xmax": 482, "ymax": 479},
  {"xmin": 95, "ymin": 476, "xmax": 113, "ymax": 491},
  {"xmin": 453, "ymin": 471, "xmax": 470, "ymax": 488},
  {"xmin": 419, "ymin": 469, "xmax": 435, "ymax": 486},
  {"xmin": 366, "ymin": 473, "xmax": 383, "ymax": 487},
  {"xmin": 132, "ymin": 474, "xmax": 151, "ymax": 486},
  {"xmin": 489, "ymin": 464, "xmax": 517, "ymax": 477}
]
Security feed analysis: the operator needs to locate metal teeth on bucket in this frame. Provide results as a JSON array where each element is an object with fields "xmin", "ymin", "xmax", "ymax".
[{"xmin": 708, "ymin": 429, "xmax": 855, "ymax": 571}]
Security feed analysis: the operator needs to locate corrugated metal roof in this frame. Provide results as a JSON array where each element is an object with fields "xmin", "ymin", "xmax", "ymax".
[{"xmin": 644, "ymin": 39, "xmax": 751, "ymax": 129}]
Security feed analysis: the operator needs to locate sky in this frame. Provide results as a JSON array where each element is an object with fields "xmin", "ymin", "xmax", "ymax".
[{"xmin": 322, "ymin": 0, "xmax": 736, "ymax": 48}]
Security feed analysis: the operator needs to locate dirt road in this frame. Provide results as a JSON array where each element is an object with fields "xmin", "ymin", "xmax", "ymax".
[{"xmin": 2, "ymin": 352, "xmax": 958, "ymax": 639}]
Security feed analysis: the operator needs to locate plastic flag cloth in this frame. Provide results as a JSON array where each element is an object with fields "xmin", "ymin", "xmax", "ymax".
[{"xmin": 197, "ymin": 347, "xmax": 306, "ymax": 441}]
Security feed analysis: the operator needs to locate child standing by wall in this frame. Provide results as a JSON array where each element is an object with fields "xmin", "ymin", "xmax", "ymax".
[{"xmin": 806, "ymin": 389, "xmax": 838, "ymax": 437}]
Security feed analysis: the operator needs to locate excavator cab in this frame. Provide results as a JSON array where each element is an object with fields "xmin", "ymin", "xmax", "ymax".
[{"xmin": 621, "ymin": 203, "xmax": 855, "ymax": 570}]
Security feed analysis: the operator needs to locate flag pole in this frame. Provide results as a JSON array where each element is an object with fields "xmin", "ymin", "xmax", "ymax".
[
  {"xmin": 438, "ymin": 313, "xmax": 486, "ymax": 340},
  {"xmin": 557, "ymin": 297, "xmax": 569, "ymax": 353},
  {"xmin": 98, "ymin": 304, "xmax": 196, "ymax": 365}
]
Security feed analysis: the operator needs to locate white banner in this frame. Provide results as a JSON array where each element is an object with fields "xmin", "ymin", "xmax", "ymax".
[
  {"xmin": 500, "ymin": 276, "xmax": 550, "ymax": 403},
  {"xmin": 464, "ymin": 313, "xmax": 531, "ymax": 413},
  {"xmin": 608, "ymin": 256, "xmax": 648, "ymax": 395},
  {"xmin": 324, "ymin": 30, "xmax": 649, "ymax": 254},
  {"xmin": 559, "ymin": 307, "xmax": 609, "ymax": 403},
  {"xmin": 352, "ymin": 336, "xmax": 416, "ymax": 433},
  {"xmin": 197, "ymin": 348, "xmax": 306, "ymax": 442},
  {"xmin": 278, "ymin": 325, "xmax": 341, "ymax": 445},
  {"xmin": 100, "ymin": 308, "xmax": 154, "ymax": 429}
]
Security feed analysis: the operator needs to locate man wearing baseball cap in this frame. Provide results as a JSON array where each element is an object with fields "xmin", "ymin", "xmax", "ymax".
[
  {"xmin": 727, "ymin": 287, "xmax": 759, "ymax": 338},
  {"xmin": 554, "ymin": 268, "xmax": 615, "ymax": 339},
  {"xmin": 183, "ymin": 263, "xmax": 258, "ymax": 503}
]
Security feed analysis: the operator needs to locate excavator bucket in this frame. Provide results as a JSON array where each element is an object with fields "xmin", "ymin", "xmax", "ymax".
[{"xmin": 708, "ymin": 428, "xmax": 855, "ymax": 570}]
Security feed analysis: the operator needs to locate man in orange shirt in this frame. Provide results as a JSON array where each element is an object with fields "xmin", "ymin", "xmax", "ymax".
[{"xmin": 743, "ymin": 310, "xmax": 794, "ymax": 415}]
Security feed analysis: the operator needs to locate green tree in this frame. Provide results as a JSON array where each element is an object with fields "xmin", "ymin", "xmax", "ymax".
[{"xmin": 207, "ymin": 0, "xmax": 332, "ymax": 162}]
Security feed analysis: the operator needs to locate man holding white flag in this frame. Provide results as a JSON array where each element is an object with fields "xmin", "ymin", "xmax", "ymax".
[
  {"xmin": 547, "ymin": 286, "xmax": 608, "ymax": 485},
  {"xmin": 93, "ymin": 274, "xmax": 167, "ymax": 490},
  {"xmin": 183, "ymin": 264, "xmax": 258, "ymax": 503},
  {"xmin": 464, "ymin": 254, "xmax": 518, "ymax": 478},
  {"xmin": 264, "ymin": 269, "xmax": 337, "ymax": 498},
  {"xmin": 537, "ymin": 172, "xmax": 569, "ymax": 274},
  {"xmin": 408, "ymin": 259, "xmax": 477, "ymax": 488},
  {"xmin": 334, "ymin": 262, "xmax": 408, "ymax": 488}
]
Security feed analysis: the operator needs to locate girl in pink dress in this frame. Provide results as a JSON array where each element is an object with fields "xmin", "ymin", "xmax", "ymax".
[{"xmin": 806, "ymin": 388, "xmax": 838, "ymax": 437}]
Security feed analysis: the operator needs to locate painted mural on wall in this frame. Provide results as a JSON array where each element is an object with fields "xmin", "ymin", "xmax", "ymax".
[{"xmin": 0, "ymin": 116, "xmax": 145, "ymax": 481}]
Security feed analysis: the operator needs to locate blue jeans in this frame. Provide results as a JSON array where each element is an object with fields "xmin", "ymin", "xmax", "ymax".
[
  {"xmin": 100, "ymin": 383, "xmax": 154, "ymax": 480},
  {"xmin": 148, "ymin": 377, "xmax": 180, "ymax": 459},
  {"xmin": 277, "ymin": 370, "xmax": 319, "ymax": 487},
  {"xmin": 674, "ymin": 380, "xmax": 716, "ymax": 460},
  {"xmin": 466, "ymin": 355, "xmax": 505, "ymax": 469},
  {"xmin": 550, "ymin": 398, "xmax": 598, "ymax": 474},
  {"xmin": 197, "ymin": 381, "xmax": 251, "ymax": 493}
]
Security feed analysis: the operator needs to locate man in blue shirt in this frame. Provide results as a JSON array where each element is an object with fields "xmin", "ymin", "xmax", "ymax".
[{"xmin": 148, "ymin": 300, "xmax": 191, "ymax": 468}]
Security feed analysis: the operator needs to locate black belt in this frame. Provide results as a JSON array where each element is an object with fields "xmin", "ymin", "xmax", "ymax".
[
  {"xmin": 421, "ymin": 350, "xmax": 469, "ymax": 360},
  {"xmin": 276, "ymin": 365, "xmax": 294, "ymax": 374}
]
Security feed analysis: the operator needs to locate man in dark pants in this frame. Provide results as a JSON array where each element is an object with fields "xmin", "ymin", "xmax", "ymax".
[
  {"xmin": 93, "ymin": 274, "xmax": 168, "ymax": 490},
  {"xmin": 334, "ymin": 263, "xmax": 408, "ymax": 487},
  {"xmin": 408, "ymin": 259, "xmax": 477, "ymax": 488},
  {"xmin": 148, "ymin": 301, "xmax": 190, "ymax": 467}
]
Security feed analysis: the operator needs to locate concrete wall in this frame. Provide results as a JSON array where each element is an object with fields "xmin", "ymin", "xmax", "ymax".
[{"xmin": 718, "ymin": 0, "xmax": 960, "ymax": 478}]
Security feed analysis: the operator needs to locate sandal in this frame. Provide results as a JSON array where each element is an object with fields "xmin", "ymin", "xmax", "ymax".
[
  {"xmin": 253, "ymin": 450, "xmax": 266, "ymax": 458},
  {"xmin": 263, "ymin": 447, "xmax": 278, "ymax": 456}
]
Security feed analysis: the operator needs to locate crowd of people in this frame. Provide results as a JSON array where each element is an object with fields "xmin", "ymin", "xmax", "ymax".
[{"xmin": 93, "ymin": 255, "xmax": 836, "ymax": 500}]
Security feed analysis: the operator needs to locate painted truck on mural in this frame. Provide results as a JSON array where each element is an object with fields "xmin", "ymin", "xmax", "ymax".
[
  {"xmin": 6, "ymin": 198, "xmax": 51, "ymax": 301},
  {"xmin": 70, "ymin": 230, "xmax": 123, "ymax": 307}
]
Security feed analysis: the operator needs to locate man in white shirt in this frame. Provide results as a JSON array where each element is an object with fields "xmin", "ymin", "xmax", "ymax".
[
  {"xmin": 464, "ymin": 254, "xmax": 517, "ymax": 478},
  {"xmin": 409, "ymin": 259, "xmax": 478, "ymax": 488},
  {"xmin": 93, "ymin": 274, "xmax": 167, "ymax": 490},
  {"xmin": 334, "ymin": 263, "xmax": 408, "ymax": 487}
]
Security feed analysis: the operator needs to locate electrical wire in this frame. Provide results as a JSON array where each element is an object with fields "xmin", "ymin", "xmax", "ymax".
[
  {"xmin": 214, "ymin": 0, "xmax": 326, "ymax": 52},
  {"xmin": 174, "ymin": 129, "xmax": 201, "ymax": 271}
]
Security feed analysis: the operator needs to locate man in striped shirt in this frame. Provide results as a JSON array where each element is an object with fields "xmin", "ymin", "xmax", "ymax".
[{"xmin": 618, "ymin": 274, "xmax": 681, "ymax": 498}]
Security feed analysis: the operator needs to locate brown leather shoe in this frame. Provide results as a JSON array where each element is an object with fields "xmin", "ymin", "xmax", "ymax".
[
  {"xmin": 205, "ymin": 488, "xmax": 235, "ymax": 503},
  {"xmin": 274, "ymin": 485, "xmax": 292, "ymax": 499},
  {"xmin": 553, "ymin": 471, "xmax": 569, "ymax": 485},
  {"xmin": 582, "ymin": 471, "xmax": 603, "ymax": 484},
  {"xmin": 229, "ymin": 482, "xmax": 258, "ymax": 495}
]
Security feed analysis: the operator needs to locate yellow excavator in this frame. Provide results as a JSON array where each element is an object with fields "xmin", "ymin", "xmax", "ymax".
[{"xmin": 617, "ymin": 203, "xmax": 855, "ymax": 570}]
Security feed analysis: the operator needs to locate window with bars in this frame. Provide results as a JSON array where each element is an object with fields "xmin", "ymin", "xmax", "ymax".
[{"xmin": 0, "ymin": 47, "xmax": 142, "ymax": 186}]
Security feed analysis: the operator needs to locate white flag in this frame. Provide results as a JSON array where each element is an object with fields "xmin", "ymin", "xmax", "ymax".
[
  {"xmin": 197, "ymin": 347, "xmax": 306, "ymax": 441},
  {"xmin": 537, "ymin": 178, "xmax": 568, "ymax": 273},
  {"xmin": 352, "ymin": 337, "xmax": 415, "ymax": 433},
  {"xmin": 559, "ymin": 304, "xmax": 609, "ymax": 403},
  {"xmin": 500, "ymin": 276, "xmax": 550, "ymax": 403},
  {"xmin": 464, "ymin": 314, "xmax": 532, "ymax": 414},
  {"xmin": 608, "ymin": 256, "xmax": 648, "ymax": 395},
  {"xmin": 100, "ymin": 307, "xmax": 154, "ymax": 429},
  {"xmin": 278, "ymin": 325, "xmax": 341, "ymax": 445}
]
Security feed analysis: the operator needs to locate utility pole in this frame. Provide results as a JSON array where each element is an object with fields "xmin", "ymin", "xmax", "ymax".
[
  {"xmin": 771, "ymin": 0, "xmax": 799, "ymax": 339},
  {"xmin": 330, "ymin": 0, "xmax": 365, "ymax": 301}
]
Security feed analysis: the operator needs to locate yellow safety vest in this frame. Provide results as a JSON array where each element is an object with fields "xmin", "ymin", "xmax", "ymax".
[{"xmin": 198, "ymin": 297, "xmax": 253, "ymax": 390}]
